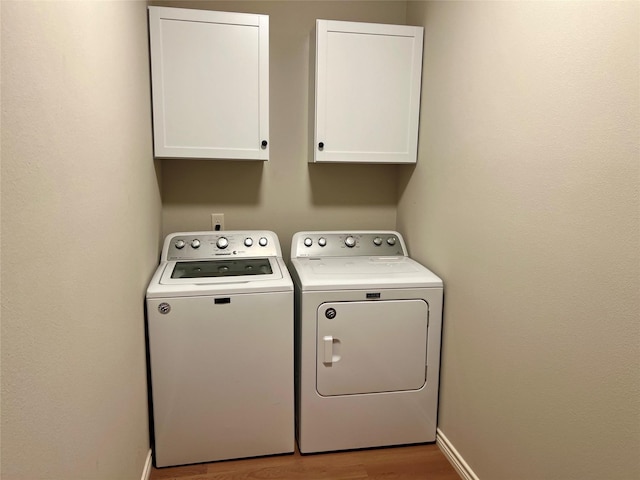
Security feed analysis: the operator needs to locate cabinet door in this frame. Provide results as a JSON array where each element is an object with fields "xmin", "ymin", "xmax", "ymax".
[
  {"xmin": 313, "ymin": 20, "xmax": 423, "ymax": 164},
  {"xmin": 149, "ymin": 7, "xmax": 269, "ymax": 160}
]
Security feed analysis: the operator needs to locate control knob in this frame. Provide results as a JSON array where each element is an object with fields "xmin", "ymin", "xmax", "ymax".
[
  {"xmin": 304, "ymin": 238, "xmax": 313, "ymax": 247},
  {"xmin": 216, "ymin": 237, "xmax": 229, "ymax": 249},
  {"xmin": 244, "ymin": 237, "xmax": 253, "ymax": 247},
  {"xmin": 373, "ymin": 237, "xmax": 383, "ymax": 246},
  {"xmin": 344, "ymin": 236, "xmax": 356, "ymax": 248},
  {"xmin": 259, "ymin": 237, "xmax": 268, "ymax": 247},
  {"xmin": 387, "ymin": 237, "xmax": 397, "ymax": 246},
  {"xmin": 175, "ymin": 239, "xmax": 186, "ymax": 249},
  {"xmin": 191, "ymin": 239, "xmax": 201, "ymax": 249},
  {"xmin": 318, "ymin": 237, "xmax": 327, "ymax": 247}
]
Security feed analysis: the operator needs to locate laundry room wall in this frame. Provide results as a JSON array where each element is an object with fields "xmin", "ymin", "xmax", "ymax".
[
  {"xmin": 1, "ymin": 1, "xmax": 162, "ymax": 479},
  {"xmin": 150, "ymin": 0, "xmax": 407, "ymax": 258},
  {"xmin": 400, "ymin": 2, "xmax": 640, "ymax": 480}
]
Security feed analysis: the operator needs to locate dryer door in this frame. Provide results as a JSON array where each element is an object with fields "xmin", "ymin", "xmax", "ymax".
[{"xmin": 316, "ymin": 299, "xmax": 428, "ymax": 396}]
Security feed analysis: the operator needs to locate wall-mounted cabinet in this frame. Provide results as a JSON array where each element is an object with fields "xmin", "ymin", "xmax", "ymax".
[
  {"xmin": 148, "ymin": 7, "xmax": 269, "ymax": 160},
  {"xmin": 311, "ymin": 20, "xmax": 423, "ymax": 164}
]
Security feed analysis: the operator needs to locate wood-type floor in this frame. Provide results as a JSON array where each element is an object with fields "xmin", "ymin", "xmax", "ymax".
[{"xmin": 149, "ymin": 443, "xmax": 460, "ymax": 480}]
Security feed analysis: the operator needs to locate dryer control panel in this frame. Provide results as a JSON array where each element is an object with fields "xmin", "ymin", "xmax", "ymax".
[
  {"xmin": 163, "ymin": 230, "xmax": 282, "ymax": 261},
  {"xmin": 292, "ymin": 231, "xmax": 407, "ymax": 258}
]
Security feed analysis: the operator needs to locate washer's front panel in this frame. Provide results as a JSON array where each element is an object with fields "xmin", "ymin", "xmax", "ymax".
[
  {"xmin": 147, "ymin": 292, "xmax": 294, "ymax": 467},
  {"xmin": 316, "ymin": 300, "xmax": 428, "ymax": 396}
]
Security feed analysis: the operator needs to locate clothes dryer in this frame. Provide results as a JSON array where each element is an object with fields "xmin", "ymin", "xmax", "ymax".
[
  {"xmin": 146, "ymin": 231, "xmax": 294, "ymax": 467},
  {"xmin": 290, "ymin": 231, "xmax": 443, "ymax": 454}
]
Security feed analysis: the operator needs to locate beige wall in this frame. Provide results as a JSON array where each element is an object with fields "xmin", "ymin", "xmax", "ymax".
[
  {"xmin": 1, "ymin": 1, "xmax": 162, "ymax": 479},
  {"xmin": 402, "ymin": 2, "xmax": 639, "ymax": 479},
  {"xmin": 152, "ymin": 0, "xmax": 407, "ymax": 259}
]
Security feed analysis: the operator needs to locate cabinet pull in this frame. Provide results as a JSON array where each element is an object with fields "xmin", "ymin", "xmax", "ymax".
[
  {"xmin": 318, "ymin": 142, "xmax": 324, "ymax": 150},
  {"xmin": 261, "ymin": 140, "xmax": 268, "ymax": 148}
]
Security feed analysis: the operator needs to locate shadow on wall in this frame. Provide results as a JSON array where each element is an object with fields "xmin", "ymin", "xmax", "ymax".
[
  {"xmin": 397, "ymin": 162, "xmax": 418, "ymax": 201},
  {"xmin": 161, "ymin": 159, "xmax": 264, "ymax": 205},
  {"xmin": 308, "ymin": 163, "xmax": 402, "ymax": 206},
  {"xmin": 161, "ymin": 159, "xmax": 401, "ymax": 208}
]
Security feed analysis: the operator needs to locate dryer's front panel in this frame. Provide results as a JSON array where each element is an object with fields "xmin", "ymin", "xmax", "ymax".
[{"xmin": 316, "ymin": 299, "xmax": 428, "ymax": 396}]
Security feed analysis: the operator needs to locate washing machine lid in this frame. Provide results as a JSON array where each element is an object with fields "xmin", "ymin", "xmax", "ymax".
[
  {"xmin": 147, "ymin": 257, "xmax": 293, "ymax": 297},
  {"xmin": 291, "ymin": 256, "xmax": 442, "ymax": 290},
  {"xmin": 162, "ymin": 257, "xmax": 280, "ymax": 283}
]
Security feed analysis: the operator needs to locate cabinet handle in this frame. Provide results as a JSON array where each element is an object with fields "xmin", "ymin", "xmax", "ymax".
[
  {"xmin": 318, "ymin": 142, "xmax": 324, "ymax": 150},
  {"xmin": 261, "ymin": 140, "xmax": 268, "ymax": 148}
]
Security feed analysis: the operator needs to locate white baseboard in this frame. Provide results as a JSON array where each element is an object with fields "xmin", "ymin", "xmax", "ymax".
[
  {"xmin": 141, "ymin": 449, "xmax": 152, "ymax": 480},
  {"xmin": 436, "ymin": 428, "xmax": 479, "ymax": 480}
]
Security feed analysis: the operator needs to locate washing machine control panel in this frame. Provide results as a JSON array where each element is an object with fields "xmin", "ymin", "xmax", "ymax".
[
  {"xmin": 163, "ymin": 231, "xmax": 281, "ymax": 261},
  {"xmin": 292, "ymin": 232, "xmax": 407, "ymax": 257}
]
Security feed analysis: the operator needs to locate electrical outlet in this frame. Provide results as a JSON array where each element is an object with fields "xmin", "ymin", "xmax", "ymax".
[{"xmin": 211, "ymin": 213, "xmax": 224, "ymax": 231}]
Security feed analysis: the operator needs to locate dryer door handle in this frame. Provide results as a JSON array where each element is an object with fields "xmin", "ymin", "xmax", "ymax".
[{"xmin": 323, "ymin": 336, "xmax": 334, "ymax": 364}]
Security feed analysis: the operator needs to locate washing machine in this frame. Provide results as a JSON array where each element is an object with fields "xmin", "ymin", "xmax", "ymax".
[
  {"xmin": 146, "ymin": 231, "xmax": 294, "ymax": 468},
  {"xmin": 289, "ymin": 231, "xmax": 443, "ymax": 454}
]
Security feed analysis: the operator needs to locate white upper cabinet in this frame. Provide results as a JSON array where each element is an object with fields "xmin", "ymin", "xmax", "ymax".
[
  {"xmin": 312, "ymin": 20, "xmax": 423, "ymax": 164},
  {"xmin": 148, "ymin": 7, "xmax": 269, "ymax": 160}
]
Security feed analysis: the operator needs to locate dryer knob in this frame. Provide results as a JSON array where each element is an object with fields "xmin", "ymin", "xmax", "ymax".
[
  {"xmin": 216, "ymin": 237, "xmax": 229, "ymax": 249},
  {"xmin": 191, "ymin": 239, "xmax": 201, "ymax": 249},
  {"xmin": 259, "ymin": 237, "xmax": 268, "ymax": 247},
  {"xmin": 345, "ymin": 236, "xmax": 356, "ymax": 248},
  {"xmin": 244, "ymin": 237, "xmax": 253, "ymax": 247},
  {"xmin": 304, "ymin": 237, "xmax": 313, "ymax": 247},
  {"xmin": 373, "ymin": 237, "xmax": 383, "ymax": 246},
  {"xmin": 318, "ymin": 237, "xmax": 327, "ymax": 247},
  {"xmin": 175, "ymin": 239, "xmax": 186, "ymax": 249},
  {"xmin": 386, "ymin": 237, "xmax": 397, "ymax": 246}
]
